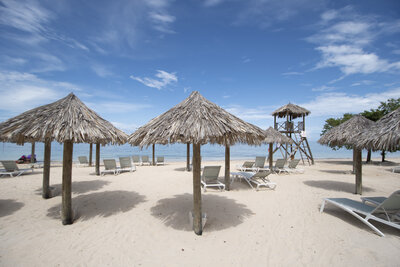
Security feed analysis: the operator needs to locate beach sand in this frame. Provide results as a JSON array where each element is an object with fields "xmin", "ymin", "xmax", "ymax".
[{"xmin": 1, "ymin": 158, "xmax": 400, "ymax": 266}]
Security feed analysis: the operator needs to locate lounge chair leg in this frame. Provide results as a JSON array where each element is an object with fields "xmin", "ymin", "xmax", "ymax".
[{"xmin": 320, "ymin": 200, "xmax": 326, "ymax": 213}]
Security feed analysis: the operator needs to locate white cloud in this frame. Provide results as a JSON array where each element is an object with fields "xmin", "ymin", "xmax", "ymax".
[
  {"xmin": 0, "ymin": 0, "xmax": 88, "ymax": 51},
  {"xmin": 311, "ymin": 85, "xmax": 335, "ymax": 92},
  {"xmin": 204, "ymin": 0, "xmax": 225, "ymax": 7},
  {"xmin": 130, "ymin": 70, "xmax": 178, "ymax": 90},
  {"xmin": 86, "ymin": 102, "xmax": 152, "ymax": 113},
  {"xmin": 31, "ymin": 53, "xmax": 66, "ymax": 73},
  {"xmin": 309, "ymin": 8, "xmax": 400, "ymax": 76},
  {"xmin": 91, "ymin": 64, "xmax": 114, "ymax": 78},
  {"xmin": 0, "ymin": 71, "xmax": 81, "ymax": 114},
  {"xmin": 282, "ymin": 71, "xmax": 303, "ymax": 76},
  {"xmin": 224, "ymin": 105, "xmax": 274, "ymax": 121},
  {"xmin": 315, "ymin": 45, "xmax": 395, "ymax": 75},
  {"xmin": 110, "ymin": 121, "xmax": 139, "ymax": 133},
  {"xmin": 300, "ymin": 88, "xmax": 400, "ymax": 117},
  {"xmin": 351, "ymin": 80, "xmax": 374, "ymax": 87}
]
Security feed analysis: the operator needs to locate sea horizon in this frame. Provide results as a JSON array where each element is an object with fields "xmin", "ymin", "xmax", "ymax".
[{"xmin": 1, "ymin": 141, "xmax": 398, "ymax": 163}]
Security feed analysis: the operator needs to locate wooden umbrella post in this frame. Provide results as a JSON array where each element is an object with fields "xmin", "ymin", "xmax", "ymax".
[
  {"xmin": 31, "ymin": 142, "xmax": 35, "ymax": 163},
  {"xmin": 268, "ymin": 143, "xmax": 273, "ymax": 169},
  {"xmin": 95, "ymin": 143, "xmax": 100, "ymax": 176},
  {"xmin": 224, "ymin": 145, "xmax": 230, "ymax": 191},
  {"xmin": 152, "ymin": 144, "xmax": 155, "ymax": 166},
  {"xmin": 186, "ymin": 143, "xmax": 191, "ymax": 171},
  {"xmin": 192, "ymin": 143, "xmax": 202, "ymax": 235},
  {"xmin": 355, "ymin": 148, "xmax": 362, "ymax": 195},
  {"xmin": 42, "ymin": 139, "xmax": 51, "ymax": 199},
  {"xmin": 89, "ymin": 143, "xmax": 93, "ymax": 167},
  {"xmin": 61, "ymin": 141, "xmax": 73, "ymax": 225}
]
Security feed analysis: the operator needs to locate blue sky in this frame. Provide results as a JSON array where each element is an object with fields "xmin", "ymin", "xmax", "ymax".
[{"xmin": 0, "ymin": 0, "xmax": 400, "ymax": 141}]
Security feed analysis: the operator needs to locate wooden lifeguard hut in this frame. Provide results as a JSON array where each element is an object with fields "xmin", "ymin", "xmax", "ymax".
[{"xmin": 272, "ymin": 103, "xmax": 314, "ymax": 165}]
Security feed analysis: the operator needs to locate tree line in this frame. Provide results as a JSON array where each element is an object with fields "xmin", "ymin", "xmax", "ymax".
[{"xmin": 321, "ymin": 98, "xmax": 400, "ymax": 162}]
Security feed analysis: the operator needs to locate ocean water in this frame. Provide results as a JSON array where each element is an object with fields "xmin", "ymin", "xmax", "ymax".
[{"xmin": 0, "ymin": 141, "xmax": 397, "ymax": 162}]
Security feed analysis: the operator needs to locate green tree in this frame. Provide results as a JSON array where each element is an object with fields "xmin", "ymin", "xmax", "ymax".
[{"xmin": 320, "ymin": 113, "xmax": 354, "ymax": 150}]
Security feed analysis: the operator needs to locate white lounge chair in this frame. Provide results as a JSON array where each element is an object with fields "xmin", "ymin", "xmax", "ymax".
[
  {"xmin": 77, "ymin": 156, "xmax": 89, "ymax": 167},
  {"xmin": 0, "ymin": 160, "xmax": 33, "ymax": 177},
  {"xmin": 237, "ymin": 161, "xmax": 255, "ymax": 172},
  {"xmin": 271, "ymin": 159, "xmax": 288, "ymax": 174},
  {"xmin": 201, "ymin": 166, "xmax": 224, "ymax": 192},
  {"xmin": 230, "ymin": 171, "xmax": 276, "ymax": 191},
  {"xmin": 156, "ymin": 156, "xmax": 164, "ymax": 165},
  {"xmin": 141, "ymin": 155, "xmax": 150, "ymax": 166},
  {"xmin": 320, "ymin": 190, "xmax": 400, "ymax": 237},
  {"xmin": 132, "ymin": 155, "xmax": 140, "ymax": 165},
  {"xmin": 253, "ymin": 156, "xmax": 269, "ymax": 172},
  {"xmin": 101, "ymin": 159, "xmax": 120, "ymax": 176},
  {"xmin": 284, "ymin": 159, "xmax": 303, "ymax": 173},
  {"xmin": 119, "ymin": 157, "xmax": 136, "ymax": 173}
]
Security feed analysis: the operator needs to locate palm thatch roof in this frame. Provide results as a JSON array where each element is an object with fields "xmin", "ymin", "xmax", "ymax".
[
  {"xmin": 264, "ymin": 127, "xmax": 293, "ymax": 144},
  {"xmin": 318, "ymin": 115, "xmax": 374, "ymax": 147},
  {"xmin": 128, "ymin": 91, "xmax": 265, "ymax": 147},
  {"xmin": 0, "ymin": 93, "xmax": 128, "ymax": 145},
  {"xmin": 354, "ymin": 107, "xmax": 400, "ymax": 151},
  {"xmin": 272, "ymin": 103, "xmax": 310, "ymax": 119}
]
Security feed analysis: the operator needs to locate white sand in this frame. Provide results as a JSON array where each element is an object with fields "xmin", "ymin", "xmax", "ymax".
[{"xmin": 1, "ymin": 158, "xmax": 400, "ymax": 266}]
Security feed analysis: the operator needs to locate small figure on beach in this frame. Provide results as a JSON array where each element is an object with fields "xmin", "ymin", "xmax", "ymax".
[{"xmin": 17, "ymin": 154, "xmax": 36, "ymax": 163}]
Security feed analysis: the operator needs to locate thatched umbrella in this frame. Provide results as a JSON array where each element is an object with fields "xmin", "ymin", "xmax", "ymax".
[
  {"xmin": 318, "ymin": 115, "xmax": 374, "ymax": 194},
  {"xmin": 128, "ymin": 91, "xmax": 265, "ymax": 235},
  {"xmin": 355, "ymin": 107, "xmax": 400, "ymax": 152},
  {"xmin": 272, "ymin": 103, "xmax": 310, "ymax": 119},
  {"xmin": 0, "ymin": 93, "xmax": 128, "ymax": 224},
  {"xmin": 264, "ymin": 127, "xmax": 293, "ymax": 169}
]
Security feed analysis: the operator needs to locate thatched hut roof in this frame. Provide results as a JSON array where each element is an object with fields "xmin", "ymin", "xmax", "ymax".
[
  {"xmin": 264, "ymin": 127, "xmax": 293, "ymax": 144},
  {"xmin": 0, "ymin": 93, "xmax": 128, "ymax": 145},
  {"xmin": 318, "ymin": 115, "xmax": 374, "ymax": 147},
  {"xmin": 354, "ymin": 107, "xmax": 400, "ymax": 151},
  {"xmin": 128, "ymin": 91, "xmax": 265, "ymax": 147},
  {"xmin": 272, "ymin": 103, "xmax": 310, "ymax": 119}
]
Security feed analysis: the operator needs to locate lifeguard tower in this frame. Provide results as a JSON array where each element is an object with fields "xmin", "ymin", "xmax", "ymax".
[{"xmin": 272, "ymin": 103, "xmax": 314, "ymax": 165}]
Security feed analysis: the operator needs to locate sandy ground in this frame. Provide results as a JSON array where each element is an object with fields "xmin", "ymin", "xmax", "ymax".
[{"xmin": 1, "ymin": 158, "xmax": 400, "ymax": 266}]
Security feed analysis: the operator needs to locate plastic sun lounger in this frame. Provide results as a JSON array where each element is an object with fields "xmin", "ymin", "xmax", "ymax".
[
  {"xmin": 284, "ymin": 159, "xmax": 303, "ymax": 173},
  {"xmin": 0, "ymin": 160, "xmax": 33, "ymax": 177},
  {"xmin": 320, "ymin": 190, "xmax": 400, "ymax": 237},
  {"xmin": 271, "ymin": 159, "xmax": 288, "ymax": 174},
  {"xmin": 119, "ymin": 157, "xmax": 136, "ymax": 173},
  {"xmin": 253, "ymin": 156, "xmax": 269, "ymax": 172},
  {"xmin": 132, "ymin": 155, "xmax": 140, "ymax": 165},
  {"xmin": 201, "ymin": 166, "xmax": 224, "ymax": 192},
  {"xmin": 237, "ymin": 161, "xmax": 255, "ymax": 172},
  {"xmin": 78, "ymin": 156, "xmax": 89, "ymax": 167},
  {"xmin": 101, "ymin": 159, "xmax": 120, "ymax": 176},
  {"xmin": 230, "ymin": 171, "xmax": 276, "ymax": 191},
  {"xmin": 141, "ymin": 155, "xmax": 151, "ymax": 166},
  {"xmin": 156, "ymin": 156, "xmax": 165, "ymax": 165}
]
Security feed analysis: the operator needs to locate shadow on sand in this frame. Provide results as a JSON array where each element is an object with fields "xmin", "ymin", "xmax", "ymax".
[
  {"xmin": 303, "ymin": 180, "xmax": 375, "ymax": 193},
  {"xmin": 0, "ymin": 199, "xmax": 24, "ymax": 217},
  {"xmin": 174, "ymin": 167, "xmax": 190, "ymax": 172},
  {"xmin": 319, "ymin": 169, "xmax": 353, "ymax": 175},
  {"xmin": 150, "ymin": 193, "xmax": 254, "ymax": 232},
  {"xmin": 320, "ymin": 206, "xmax": 400, "ymax": 236},
  {"xmin": 47, "ymin": 190, "xmax": 146, "ymax": 221},
  {"xmin": 35, "ymin": 180, "xmax": 111, "ymax": 197}
]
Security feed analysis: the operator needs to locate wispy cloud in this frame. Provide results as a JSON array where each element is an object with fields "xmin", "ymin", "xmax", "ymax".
[
  {"xmin": 91, "ymin": 64, "xmax": 114, "ymax": 78},
  {"xmin": 0, "ymin": 0, "xmax": 88, "ymax": 51},
  {"xmin": 110, "ymin": 121, "xmax": 139, "ymax": 133},
  {"xmin": 0, "ymin": 71, "xmax": 81, "ymax": 114},
  {"xmin": 351, "ymin": 80, "xmax": 375, "ymax": 87},
  {"xmin": 311, "ymin": 85, "xmax": 335, "ymax": 92},
  {"xmin": 308, "ymin": 6, "xmax": 400, "ymax": 76},
  {"xmin": 282, "ymin": 71, "xmax": 303, "ymax": 76},
  {"xmin": 224, "ymin": 105, "xmax": 274, "ymax": 121},
  {"xmin": 300, "ymin": 88, "xmax": 400, "ymax": 117},
  {"xmin": 130, "ymin": 70, "xmax": 178, "ymax": 90}
]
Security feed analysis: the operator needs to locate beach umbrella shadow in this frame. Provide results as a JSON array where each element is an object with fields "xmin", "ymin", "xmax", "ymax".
[
  {"xmin": 47, "ymin": 190, "xmax": 146, "ymax": 221},
  {"xmin": 35, "ymin": 180, "xmax": 111, "ymax": 197},
  {"xmin": 303, "ymin": 180, "xmax": 375, "ymax": 193},
  {"xmin": 150, "ymin": 193, "xmax": 254, "ymax": 232},
  {"xmin": 0, "ymin": 199, "xmax": 24, "ymax": 217}
]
